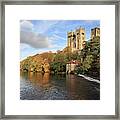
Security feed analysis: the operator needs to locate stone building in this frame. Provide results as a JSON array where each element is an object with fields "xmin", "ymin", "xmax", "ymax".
[
  {"xmin": 66, "ymin": 60, "xmax": 80, "ymax": 74},
  {"xmin": 67, "ymin": 27, "xmax": 86, "ymax": 52},
  {"xmin": 91, "ymin": 27, "xmax": 100, "ymax": 39}
]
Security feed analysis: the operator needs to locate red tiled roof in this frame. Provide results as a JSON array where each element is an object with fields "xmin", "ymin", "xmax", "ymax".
[{"xmin": 67, "ymin": 60, "xmax": 80, "ymax": 64}]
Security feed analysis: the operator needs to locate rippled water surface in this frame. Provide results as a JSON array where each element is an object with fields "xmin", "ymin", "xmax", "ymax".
[{"xmin": 20, "ymin": 72, "xmax": 100, "ymax": 100}]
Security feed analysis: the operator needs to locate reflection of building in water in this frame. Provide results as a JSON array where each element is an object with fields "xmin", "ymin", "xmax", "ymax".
[
  {"xmin": 67, "ymin": 27, "xmax": 86, "ymax": 52},
  {"xmin": 66, "ymin": 74, "xmax": 76, "ymax": 96}
]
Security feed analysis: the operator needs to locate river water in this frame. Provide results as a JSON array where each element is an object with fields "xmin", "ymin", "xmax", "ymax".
[{"xmin": 20, "ymin": 72, "xmax": 100, "ymax": 100}]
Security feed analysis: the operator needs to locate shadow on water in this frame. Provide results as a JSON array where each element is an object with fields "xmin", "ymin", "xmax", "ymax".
[{"xmin": 20, "ymin": 72, "xmax": 100, "ymax": 100}]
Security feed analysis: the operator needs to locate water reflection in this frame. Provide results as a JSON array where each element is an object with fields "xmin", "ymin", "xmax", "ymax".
[
  {"xmin": 66, "ymin": 74, "xmax": 76, "ymax": 98},
  {"xmin": 20, "ymin": 72, "xmax": 100, "ymax": 100},
  {"xmin": 21, "ymin": 72, "xmax": 50, "ymax": 85}
]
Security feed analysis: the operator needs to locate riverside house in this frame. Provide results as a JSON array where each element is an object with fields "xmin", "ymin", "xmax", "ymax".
[{"xmin": 66, "ymin": 60, "xmax": 80, "ymax": 74}]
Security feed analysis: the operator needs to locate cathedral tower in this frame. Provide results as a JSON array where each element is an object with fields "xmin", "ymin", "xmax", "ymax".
[
  {"xmin": 75, "ymin": 27, "xmax": 86, "ymax": 50},
  {"xmin": 67, "ymin": 27, "xmax": 86, "ymax": 52},
  {"xmin": 91, "ymin": 27, "xmax": 100, "ymax": 39}
]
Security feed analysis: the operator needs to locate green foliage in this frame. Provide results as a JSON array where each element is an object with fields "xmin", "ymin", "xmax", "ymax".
[
  {"xmin": 50, "ymin": 48, "xmax": 79, "ymax": 73},
  {"xmin": 69, "ymin": 52, "xmax": 78, "ymax": 60},
  {"xmin": 20, "ymin": 36, "xmax": 100, "ymax": 78},
  {"xmin": 76, "ymin": 36, "xmax": 100, "ymax": 77},
  {"xmin": 54, "ymin": 54, "xmax": 64, "ymax": 62},
  {"xmin": 81, "ymin": 55, "xmax": 93, "ymax": 72},
  {"xmin": 21, "ymin": 57, "xmax": 31, "ymax": 71},
  {"xmin": 50, "ymin": 62, "xmax": 66, "ymax": 73}
]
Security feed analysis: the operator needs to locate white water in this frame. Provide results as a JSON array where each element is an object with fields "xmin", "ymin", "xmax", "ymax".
[{"xmin": 78, "ymin": 74, "xmax": 100, "ymax": 84}]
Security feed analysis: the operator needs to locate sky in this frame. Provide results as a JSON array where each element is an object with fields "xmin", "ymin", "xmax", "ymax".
[{"xmin": 20, "ymin": 20, "xmax": 100, "ymax": 60}]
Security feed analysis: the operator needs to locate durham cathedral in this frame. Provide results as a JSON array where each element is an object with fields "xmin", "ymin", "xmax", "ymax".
[{"xmin": 67, "ymin": 27, "xmax": 100, "ymax": 52}]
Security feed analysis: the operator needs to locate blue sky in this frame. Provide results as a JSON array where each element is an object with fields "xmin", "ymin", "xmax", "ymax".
[{"xmin": 20, "ymin": 20, "xmax": 100, "ymax": 60}]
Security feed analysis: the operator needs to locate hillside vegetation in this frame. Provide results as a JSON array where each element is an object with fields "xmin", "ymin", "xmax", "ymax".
[{"xmin": 20, "ymin": 36, "xmax": 100, "ymax": 79}]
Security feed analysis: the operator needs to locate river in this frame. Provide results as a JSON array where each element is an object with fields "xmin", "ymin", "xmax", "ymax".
[{"xmin": 20, "ymin": 72, "xmax": 100, "ymax": 100}]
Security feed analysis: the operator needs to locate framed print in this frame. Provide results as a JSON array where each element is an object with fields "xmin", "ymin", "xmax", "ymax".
[{"xmin": 0, "ymin": 0, "xmax": 119, "ymax": 119}]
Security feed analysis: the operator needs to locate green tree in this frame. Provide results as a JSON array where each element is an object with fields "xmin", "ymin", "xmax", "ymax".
[
  {"xmin": 50, "ymin": 62, "xmax": 66, "ymax": 73},
  {"xmin": 76, "ymin": 36, "xmax": 100, "ymax": 78},
  {"xmin": 81, "ymin": 55, "xmax": 94, "ymax": 73}
]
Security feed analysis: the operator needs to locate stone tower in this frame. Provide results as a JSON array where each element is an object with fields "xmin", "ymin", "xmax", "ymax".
[
  {"xmin": 67, "ymin": 31, "xmax": 76, "ymax": 52},
  {"xmin": 67, "ymin": 27, "xmax": 86, "ymax": 52},
  {"xmin": 75, "ymin": 27, "xmax": 86, "ymax": 50},
  {"xmin": 91, "ymin": 27, "xmax": 100, "ymax": 39}
]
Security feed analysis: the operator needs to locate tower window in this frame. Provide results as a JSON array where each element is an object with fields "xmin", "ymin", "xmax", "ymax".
[{"xmin": 82, "ymin": 33, "xmax": 84, "ymax": 35}]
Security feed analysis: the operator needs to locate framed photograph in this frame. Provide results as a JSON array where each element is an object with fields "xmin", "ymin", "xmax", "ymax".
[{"xmin": 0, "ymin": 0, "xmax": 119, "ymax": 119}]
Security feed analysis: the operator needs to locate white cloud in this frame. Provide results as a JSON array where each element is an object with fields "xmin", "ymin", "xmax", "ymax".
[
  {"xmin": 20, "ymin": 20, "xmax": 33, "ymax": 31},
  {"xmin": 20, "ymin": 20, "xmax": 50, "ymax": 48},
  {"xmin": 20, "ymin": 31, "xmax": 50, "ymax": 48}
]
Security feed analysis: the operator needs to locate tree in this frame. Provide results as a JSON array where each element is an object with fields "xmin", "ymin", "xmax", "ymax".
[
  {"xmin": 50, "ymin": 62, "xmax": 66, "ymax": 73},
  {"xmin": 76, "ymin": 36, "xmax": 100, "ymax": 78},
  {"xmin": 81, "ymin": 55, "xmax": 93, "ymax": 73}
]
